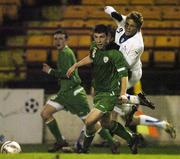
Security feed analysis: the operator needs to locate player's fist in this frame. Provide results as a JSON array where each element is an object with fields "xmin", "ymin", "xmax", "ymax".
[
  {"xmin": 104, "ymin": 6, "xmax": 116, "ymax": 15},
  {"xmin": 119, "ymin": 94, "xmax": 128, "ymax": 104},
  {"xmin": 42, "ymin": 63, "xmax": 51, "ymax": 74},
  {"xmin": 66, "ymin": 63, "xmax": 77, "ymax": 78}
]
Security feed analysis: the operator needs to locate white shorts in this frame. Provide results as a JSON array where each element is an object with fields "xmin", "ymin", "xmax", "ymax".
[
  {"xmin": 128, "ymin": 68, "xmax": 142, "ymax": 89},
  {"xmin": 113, "ymin": 103, "xmax": 134, "ymax": 117},
  {"xmin": 46, "ymin": 97, "xmax": 64, "ymax": 111}
]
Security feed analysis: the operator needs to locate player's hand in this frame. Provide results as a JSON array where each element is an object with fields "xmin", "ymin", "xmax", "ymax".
[
  {"xmin": 42, "ymin": 63, "xmax": 51, "ymax": 74},
  {"xmin": 66, "ymin": 64, "xmax": 77, "ymax": 78},
  {"xmin": 104, "ymin": 6, "xmax": 116, "ymax": 15},
  {"xmin": 119, "ymin": 95, "xmax": 128, "ymax": 104}
]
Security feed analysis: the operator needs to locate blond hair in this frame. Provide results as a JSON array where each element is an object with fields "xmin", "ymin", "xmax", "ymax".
[{"xmin": 126, "ymin": 11, "xmax": 143, "ymax": 31}]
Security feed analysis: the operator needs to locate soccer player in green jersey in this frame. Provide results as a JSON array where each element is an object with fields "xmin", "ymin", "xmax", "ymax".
[
  {"xmin": 41, "ymin": 29, "xmax": 121, "ymax": 153},
  {"xmin": 67, "ymin": 24, "xmax": 139, "ymax": 154},
  {"xmin": 41, "ymin": 29, "xmax": 90, "ymax": 152}
]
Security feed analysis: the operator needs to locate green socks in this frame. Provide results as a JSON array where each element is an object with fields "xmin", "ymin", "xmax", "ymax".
[
  {"xmin": 98, "ymin": 128, "xmax": 114, "ymax": 145},
  {"xmin": 109, "ymin": 121, "xmax": 132, "ymax": 143},
  {"xmin": 46, "ymin": 119, "xmax": 63, "ymax": 142}
]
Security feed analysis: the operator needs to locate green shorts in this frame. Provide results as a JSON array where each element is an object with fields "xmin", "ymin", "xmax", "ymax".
[
  {"xmin": 94, "ymin": 92, "xmax": 119, "ymax": 113},
  {"xmin": 48, "ymin": 85, "xmax": 90, "ymax": 118}
]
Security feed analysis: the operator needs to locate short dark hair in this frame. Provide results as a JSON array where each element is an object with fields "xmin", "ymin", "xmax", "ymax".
[
  {"xmin": 93, "ymin": 24, "xmax": 109, "ymax": 36},
  {"xmin": 126, "ymin": 11, "xmax": 143, "ymax": 31},
  {"xmin": 54, "ymin": 29, "xmax": 68, "ymax": 39}
]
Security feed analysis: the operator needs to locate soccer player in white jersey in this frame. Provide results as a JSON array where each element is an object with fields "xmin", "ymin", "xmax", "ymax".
[
  {"xmin": 104, "ymin": 6, "xmax": 176, "ymax": 139},
  {"xmin": 105, "ymin": 6, "xmax": 143, "ymax": 88}
]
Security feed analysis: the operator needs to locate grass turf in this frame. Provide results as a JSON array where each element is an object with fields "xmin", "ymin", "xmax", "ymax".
[
  {"xmin": 0, "ymin": 145, "xmax": 180, "ymax": 159},
  {"xmin": 0, "ymin": 154, "xmax": 179, "ymax": 159},
  {"xmin": 20, "ymin": 144, "xmax": 180, "ymax": 154}
]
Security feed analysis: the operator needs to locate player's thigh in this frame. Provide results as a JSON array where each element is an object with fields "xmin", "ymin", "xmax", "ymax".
[
  {"xmin": 131, "ymin": 69, "xmax": 142, "ymax": 81},
  {"xmin": 85, "ymin": 108, "xmax": 104, "ymax": 126},
  {"xmin": 41, "ymin": 103, "xmax": 59, "ymax": 119},
  {"xmin": 113, "ymin": 104, "xmax": 133, "ymax": 117},
  {"xmin": 43, "ymin": 94, "xmax": 64, "ymax": 113},
  {"xmin": 128, "ymin": 69, "xmax": 142, "ymax": 89},
  {"xmin": 111, "ymin": 111, "xmax": 119, "ymax": 121}
]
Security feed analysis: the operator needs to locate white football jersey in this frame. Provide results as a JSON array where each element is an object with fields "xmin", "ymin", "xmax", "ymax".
[{"xmin": 114, "ymin": 16, "xmax": 144, "ymax": 71}]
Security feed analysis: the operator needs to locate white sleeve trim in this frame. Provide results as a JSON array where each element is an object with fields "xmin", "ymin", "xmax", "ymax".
[
  {"xmin": 46, "ymin": 99, "xmax": 64, "ymax": 111},
  {"xmin": 73, "ymin": 87, "xmax": 84, "ymax": 96},
  {"xmin": 117, "ymin": 67, "xmax": 126, "ymax": 72},
  {"xmin": 48, "ymin": 68, "xmax": 52, "ymax": 74}
]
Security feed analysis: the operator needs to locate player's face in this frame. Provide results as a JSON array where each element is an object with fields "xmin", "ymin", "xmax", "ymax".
[
  {"xmin": 53, "ymin": 33, "xmax": 66, "ymax": 50},
  {"xmin": 93, "ymin": 33, "xmax": 108, "ymax": 49},
  {"xmin": 125, "ymin": 19, "xmax": 138, "ymax": 36}
]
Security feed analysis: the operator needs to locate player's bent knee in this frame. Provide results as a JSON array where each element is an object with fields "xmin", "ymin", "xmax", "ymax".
[
  {"xmin": 85, "ymin": 118, "xmax": 96, "ymax": 127},
  {"xmin": 41, "ymin": 110, "xmax": 52, "ymax": 121},
  {"xmin": 40, "ymin": 111, "xmax": 48, "ymax": 121},
  {"xmin": 84, "ymin": 119, "xmax": 91, "ymax": 127},
  {"xmin": 41, "ymin": 104, "xmax": 57, "ymax": 121}
]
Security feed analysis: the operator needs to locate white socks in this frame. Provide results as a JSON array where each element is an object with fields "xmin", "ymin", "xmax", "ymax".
[
  {"xmin": 139, "ymin": 115, "xmax": 166, "ymax": 129},
  {"xmin": 126, "ymin": 94, "xmax": 140, "ymax": 104}
]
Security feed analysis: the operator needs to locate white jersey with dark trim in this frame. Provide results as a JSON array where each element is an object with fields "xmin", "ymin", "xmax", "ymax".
[{"xmin": 114, "ymin": 16, "xmax": 144, "ymax": 71}]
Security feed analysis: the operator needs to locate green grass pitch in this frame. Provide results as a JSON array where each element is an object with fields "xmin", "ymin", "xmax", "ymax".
[
  {"xmin": 0, "ymin": 145, "xmax": 180, "ymax": 159},
  {"xmin": 0, "ymin": 154, "xmax": 179, "ymax": 159}
]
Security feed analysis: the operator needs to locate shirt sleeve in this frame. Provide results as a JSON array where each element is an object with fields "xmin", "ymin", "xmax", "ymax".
[
  {"xmin": 105, "ymin": 6, "xmax": 126, "ymax": 27},
  {"xmin": 111, "ymin": 12, "xmax": 123, "ymax": 22},
  {"xmin": 116, "ymin": 15, "xmax": 126, "ymax": 28},
  {"xmin": 111, "ymin": 50, "xmax": 128, "ymax": 78}
]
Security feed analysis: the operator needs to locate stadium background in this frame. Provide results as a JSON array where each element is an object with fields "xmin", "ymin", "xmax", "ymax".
[{"xmin": 0, "ymin": 0, "xmax": 180, "ymax": 155}]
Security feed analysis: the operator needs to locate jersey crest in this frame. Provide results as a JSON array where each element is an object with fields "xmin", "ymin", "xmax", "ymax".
[{"xmin": 103, "ymin": 56, "xmax": 109, "ymax": 63}]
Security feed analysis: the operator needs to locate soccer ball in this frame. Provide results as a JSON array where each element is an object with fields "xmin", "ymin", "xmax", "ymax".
[{"xmin": 1, "ymin": 141, "xmax": 21, "ymax": 153}]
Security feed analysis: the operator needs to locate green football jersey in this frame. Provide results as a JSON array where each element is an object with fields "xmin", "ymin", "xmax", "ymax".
[
  {"xmin": 49, "ymin": 45, "xmax": 81, "ymax": 91},
  {"xmin": 90, "ymin": 42, "xmax": 128, "ymax": 93}
]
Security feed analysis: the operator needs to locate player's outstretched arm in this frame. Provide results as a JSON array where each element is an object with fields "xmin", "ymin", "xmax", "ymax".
[
  {"xmin": 118, "ymin": 76, "xmax": 128, "ymax": 103},
  {"xmin": 66, "ymin": 55, "xmax": 93, "ymax": 78},
  {"xmin": 104, "ymin": 6, "xmax": 123, "ymax": 22}
]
